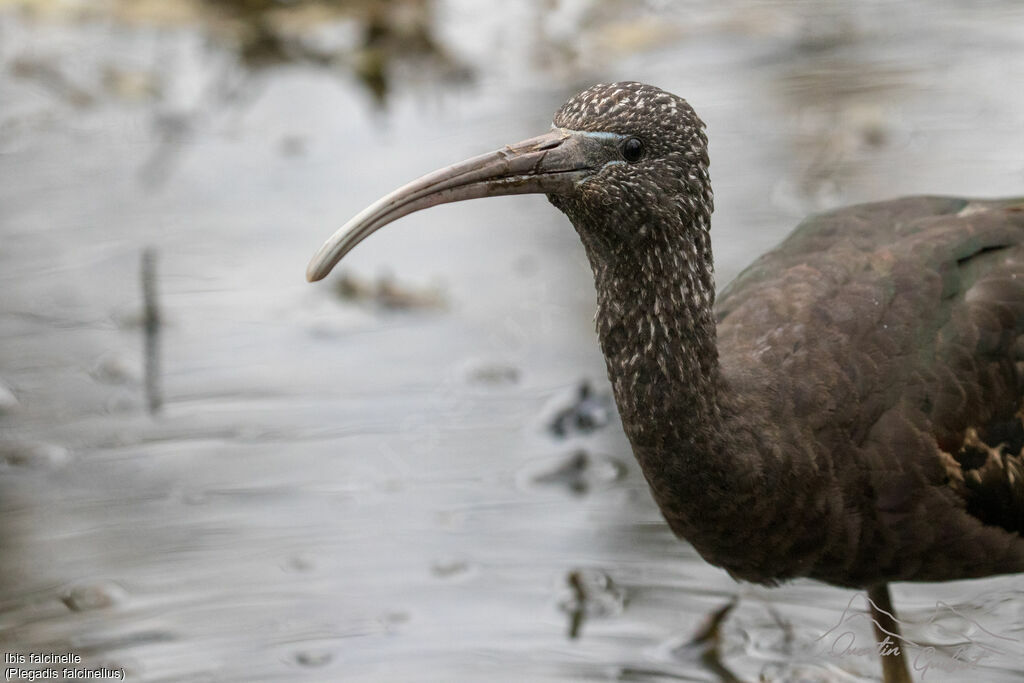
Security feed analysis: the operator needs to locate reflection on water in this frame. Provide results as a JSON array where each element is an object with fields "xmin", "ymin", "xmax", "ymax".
[{"xmin": 1, "ymin": 1, "xmax": 1023, "ymax": 681}]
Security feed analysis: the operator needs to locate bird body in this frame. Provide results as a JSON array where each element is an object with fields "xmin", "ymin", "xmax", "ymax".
[
  {"xmin": 640, "ymin": 195, "xmax": 1024, "ymax": 588},
  {"xmin": 307, "ymin": 82, "xmax": 1024, "ymax": 681}
]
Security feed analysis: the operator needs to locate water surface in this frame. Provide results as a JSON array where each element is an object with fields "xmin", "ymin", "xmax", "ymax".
[{"xmin": 2, "ymin": 1, "xmax": 1023, "ymax": 681}]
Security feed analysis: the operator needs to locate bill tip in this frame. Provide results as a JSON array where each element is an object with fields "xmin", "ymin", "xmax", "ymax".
[{"xmin": 306, "ymin": 263, "xmax": 326, "ymax": 282}]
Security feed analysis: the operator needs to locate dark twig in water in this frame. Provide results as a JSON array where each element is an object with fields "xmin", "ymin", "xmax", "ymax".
[
  {"xmin": 560, "ymin": 568, "xmax": 625, "ymax": 640},
  {"xmin": 141, "ymin": 248, "xmax": 162, "ymax": 414},
  {"xmin": 688, "ymin": 597, "xmax": 737, "ymax": 645},
  {"xmin": 333, "ymin": 270, "xmax": 446, "ymax": 311},
  {"xmin": 565, "ymin": 570, "xmax": 586, "ymax": 639},
  {"xmin": 545, "ymin": 380, "xmax": 613, "ymax": 438},
  {"xmin": 680, "ymin": 598, "xmax": 742, "ymax": 683},
  {"xmin": 767, "ymin": 604, "xmax": 795, "ymax": 654},
  {"xmin": 532, "ymin": 450, "xmax": 590, "ymax": 495}
]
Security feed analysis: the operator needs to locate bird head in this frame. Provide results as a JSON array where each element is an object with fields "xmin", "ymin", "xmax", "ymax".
[{"xmin": 306, "ymin": 81, "xmax": 712, "ymax": 282}]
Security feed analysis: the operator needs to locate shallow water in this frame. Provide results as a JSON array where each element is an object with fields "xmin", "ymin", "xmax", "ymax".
[{"xmin": 1, "ymin": 1, "xmax": 1023, "ymax": 681}]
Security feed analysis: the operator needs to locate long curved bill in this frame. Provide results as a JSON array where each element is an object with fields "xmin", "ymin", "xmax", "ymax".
[{"xmin": 306, "ymin": 128, "xmax": 615, "ymax": 282}]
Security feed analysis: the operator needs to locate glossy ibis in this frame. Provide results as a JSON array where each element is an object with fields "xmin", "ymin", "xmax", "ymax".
[{"xmin": 307, "ymin": 82, "xmax": 1024, "ymax": 682}]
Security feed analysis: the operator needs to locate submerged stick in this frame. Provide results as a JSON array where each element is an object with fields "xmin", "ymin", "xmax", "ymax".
[{"xmin": 142, "ymin": 248, "xmax": 162, "ymax": 414}]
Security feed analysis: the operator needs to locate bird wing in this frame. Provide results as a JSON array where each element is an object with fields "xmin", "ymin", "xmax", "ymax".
[{"xmin": 714, "ymin": 196, "xmax": 1024, "ymax": 580}]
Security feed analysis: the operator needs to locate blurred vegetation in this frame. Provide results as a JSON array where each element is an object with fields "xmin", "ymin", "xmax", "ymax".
[
  {"xmin": 2, "ymin": 0, "xmax": 472, "ymax": 105},
  {"xmin": 2, "ymin": 0, "xmax": 476, "ymax": 183},
  {"xmin": 2, "ymin": 0, "xmax": 906, "ymax": 196}
]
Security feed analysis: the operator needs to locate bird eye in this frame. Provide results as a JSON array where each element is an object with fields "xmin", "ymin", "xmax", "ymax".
[{"xmin": 621, "ymin": 138, "xmax": 644, "ymax": 163}]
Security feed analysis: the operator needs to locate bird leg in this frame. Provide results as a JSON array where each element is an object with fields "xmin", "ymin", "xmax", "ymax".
[{"xmin": 867, "ymin": 584, "xmax": 913, "ymax": 683}]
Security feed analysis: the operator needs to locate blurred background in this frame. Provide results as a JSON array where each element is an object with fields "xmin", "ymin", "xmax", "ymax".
[{"xmin": 1, "ymin": 1, "xmax": 1023, "ymax": 681}]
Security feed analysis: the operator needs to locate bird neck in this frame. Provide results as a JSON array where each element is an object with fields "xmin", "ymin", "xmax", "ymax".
[
  {"xmin": 579, "ymin": 218, "xmax": 762, "ymax": 537},
  {"xmin": 589, "ymin": 228, "xmax": 723, "ymax": 450}
]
